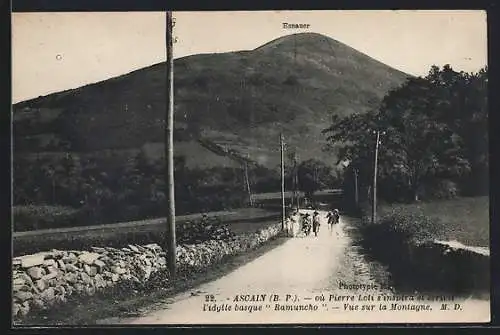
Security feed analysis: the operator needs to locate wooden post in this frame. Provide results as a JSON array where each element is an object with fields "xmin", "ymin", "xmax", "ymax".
[
  {"xmin": 354, "ymin": 168, "xmax": 359, "ymax": 207},
  {"xmin": 372, "ymin": 130, "xmax": 380, "ymax": 224},
  {"xmin": 244, "ymin": 156, "xmax": 253, "ymax": 207},
  {"xmin": 294, "ymin": 152, "xmax": 299, "ymax": 209},
  {"xmin": 280, "ymin": 133, "xmax": 285, "ymax": 230},
  {"xmin": 165, "ymin": 11, "xmax": 176, "ymax": 279}
]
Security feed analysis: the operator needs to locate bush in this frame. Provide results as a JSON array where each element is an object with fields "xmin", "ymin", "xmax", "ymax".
[
  {"xmin": 283, "ymin": 75, "xmax": 299, "ymax": 86},
  {"xmin": 368, "ymin": 210, "xmax": 442, "ymax": 243},
  {"xmin": 417, "ymin": 179, "xmax": 459, "ymax": 200},
  {"xmin": 13, "ymin": 205, "xmax": 81, "ymax": 231},
  {"xmin": 177, "ymin": 216, "xmax": 235, "ymax": 244}
]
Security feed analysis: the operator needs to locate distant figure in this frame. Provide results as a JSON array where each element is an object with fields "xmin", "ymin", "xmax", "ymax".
[
  {"xmin": 327, "ymin": 211, "xmax": 336, "ymax": 233},
  {"xmin": 312, "ymin": 211, "xmax": 321, "ymax": 237},
  {"xmin": 334, "ymin": 209, "xmax": 340, "ymax": 224},
  {"xmin": 331, "ymin": 209, "xmax": 341, "ymax": 236},
  {"xmin": 288, "ymin": 209, "xmax": 301, "ymax": 237},
  {"xmin": 302, "ymin": 213, "xmax": 312, "ymax": 236},
  {"xmin": 284, "ymin": 216, "xmax": 293, "ymax": 237}
]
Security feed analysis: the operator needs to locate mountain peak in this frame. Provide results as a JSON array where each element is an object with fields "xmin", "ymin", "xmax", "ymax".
[
  {"xmin": 255, "ymin": 32, "xmax": 342, "ymax": 51},
  {"xmin": 14, "ymin": 33, "xmax": 409, "ymax": 170}
]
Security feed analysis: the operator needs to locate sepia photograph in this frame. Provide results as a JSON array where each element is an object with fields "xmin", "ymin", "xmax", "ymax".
[{"xmin": 11, "ymin": 10, "xmax": 489, "ymax": 325}]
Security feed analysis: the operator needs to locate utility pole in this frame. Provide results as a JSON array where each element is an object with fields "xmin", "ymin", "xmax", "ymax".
[
  {"xmin": 287, "ymin": 151, "xmax": 299, "ymax": 209},
  {"xmin": 293, "ymin": 152, "xmax": 299, "ymax": 209},
  {"xmin": 165, "ymin": 11, "xmax": 176, "ymax": 279},
  {"xmin": 372, "ymin": 130, "xmax": 384, "ymax": 224},
  {"xmin": 353, "ymin": 168, "xmax": 359, "ymax": 207},
  {"xmin": 243, "ymin": 154, "xmax": 253, "ymax": 207},
  {"xmin": 280, "ymin": 133, "xmax": 285, "ymax": 230}
]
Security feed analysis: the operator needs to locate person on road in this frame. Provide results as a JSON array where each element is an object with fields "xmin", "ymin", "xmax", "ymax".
[
  {"xmin": 312, "ymin": 211, "xmax": 321, "ymax": 237},
  {"xmin": 288, "ymin": 208, "xmax": 300, "ymax": 237},
  {"xmin": 327, "ymin": 211, "xmax": 336, "ymax": 233},
  {"xmin": 302, "ymin": 213, "xmax": 312, "ymax": 236},
  {"xmin": 333, "ymin": 209, "xmax": 340, "ymax": 224},
  {"xmin": 284, "ymin": 216, "xmax": 292, "ymax": 237}
]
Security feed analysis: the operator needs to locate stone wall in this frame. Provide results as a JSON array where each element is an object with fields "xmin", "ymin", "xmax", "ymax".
[
  {"xmin": 12, "ymin": 222, "xmax": 282, "ymax": 320},
  {"xmin": 12, "ymin": 244, "xmax": 167, "ymax": 319}
]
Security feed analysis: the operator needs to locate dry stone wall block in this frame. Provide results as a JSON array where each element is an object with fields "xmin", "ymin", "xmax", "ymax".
[{"xmin": 27, "ymin": 267, "xmax": 44, "ymax": 280}]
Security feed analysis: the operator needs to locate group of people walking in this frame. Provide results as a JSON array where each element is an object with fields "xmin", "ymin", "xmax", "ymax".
[
  {"xmin": 285, "ymin": 208, "xmax": 340, "ymax": 238},
  {"xmin": 327, "ymin": 209, "xmax": 341, "ymax": 231}
]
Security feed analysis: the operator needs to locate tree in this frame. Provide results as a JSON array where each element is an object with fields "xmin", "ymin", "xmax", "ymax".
[
  {"xmin": 57, "ymin": 153, "xmax": 84, "ymax": 207},
  {"xmin": 249, "ymin": 165, "xmax": 280, "ymax": 193},
  {"xmin": 425, "ymin": 65, "xmax": 488, "ymax": 195},
  {"xmin": 379, "ymin": 77, "xmax": 471, "ymax": 200},
  {"xmin": 323, "ymin": 67, "xmax": 474, "ymax": 202},
  {"xmin": 297, "ymin": 159, "xmax": 333, "ymax": 199}
]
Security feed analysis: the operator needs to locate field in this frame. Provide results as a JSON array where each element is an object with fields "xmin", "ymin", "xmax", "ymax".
[
  {"xmin": 13, "ymin": 207, "xmax": 281, "ymax": 256},
  {"xmin": 376, "ymin": 196, "xmax": 490, "ymax": 247},
  {"xmin": 252, "ymin": 189, "xmax": 341, "ymax": 201}
]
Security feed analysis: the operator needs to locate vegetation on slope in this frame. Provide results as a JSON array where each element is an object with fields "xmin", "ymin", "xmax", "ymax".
[
  {"xmin": 14, "ymin": 32, "xmax": 409, "ymax": 166},
  {"xmin": 13, "ymin": 33, "xmax": 409, "ymax": 228}
]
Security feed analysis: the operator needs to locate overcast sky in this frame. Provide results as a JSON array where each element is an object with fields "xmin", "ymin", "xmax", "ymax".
[{"xmin": 12, "ymin": 10, "xmax": 487, "ymax": 103}]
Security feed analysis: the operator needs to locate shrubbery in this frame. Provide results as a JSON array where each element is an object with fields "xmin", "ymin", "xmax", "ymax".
[
  {"xmin": 361, "ymin": 209, "xmax": 442, "ymax": 243},
  {"xmin": 177, "ymin": 216, "xmax": 235, "ymax": 244},
  {"xmin": 417, "ymin": 179, "xmax": 459, "ymax": 200},
  {"xmin": 357, "ymin": 208, "xmax": 442, "ymax": 272}
]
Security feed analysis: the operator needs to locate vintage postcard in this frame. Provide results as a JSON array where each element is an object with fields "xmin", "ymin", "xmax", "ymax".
[{"xmin": 11, "ymin": 10, "xmax": 489, "ymax": 326}]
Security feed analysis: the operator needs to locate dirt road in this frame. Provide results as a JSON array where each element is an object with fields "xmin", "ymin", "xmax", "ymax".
[{"xmin": 98, "ymin": 210, "xmax": 489, "ymax": 325}]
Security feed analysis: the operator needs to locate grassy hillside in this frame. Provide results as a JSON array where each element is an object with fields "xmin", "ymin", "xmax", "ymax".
[{"xmin": 13, "ymin": 32, "xmax": 410, "ymax": 170}]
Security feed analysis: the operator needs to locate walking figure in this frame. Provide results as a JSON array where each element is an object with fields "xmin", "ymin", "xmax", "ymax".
[
  {"xmin": 312, "ymin": 211, "xmax": 321, "ymax": 237},
  {"xmin": 288, "ymin": 208, "xmax": 300, "ymax": 237},
  {"xmin": 302, "ymin": 213, "xmax": 312, "ymax": 236},
  {"xmin": 327, "ymin": 209, "xmax": 340, "ymax": 234},
  {"xmin": 284, "ymin": 216, "xmax": 293, "ymax": 237},
  {"xmin": 333, "ymin": 209, "xmax": 340, "ymax": 224},
  {"xmin": 327, "ymin": 211, "xmax": 335, "ymax": 233}
]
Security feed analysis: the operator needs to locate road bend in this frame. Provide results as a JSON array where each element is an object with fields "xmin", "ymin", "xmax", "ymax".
[{"xmin": 98, "ymin": 210, "xmax": 489, "ymax": 324}]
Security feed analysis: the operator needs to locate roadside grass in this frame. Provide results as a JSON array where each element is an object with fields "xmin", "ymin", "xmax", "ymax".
[
  {"xmin": 14, "ymin": 206, "xmax": 278, "ymax": 233},
  {"xmin": 15, "ymin": 231, "xmax": 288, "ymax": 326},
  {"xmin": 226, "ymin": 218, "xmax": 282, "ymax": 235},
  {"xmin": 374, "ymin": 196, "xmax": 489, "ymax": 247},
  {"xmin": 13, "ymin": 205, "xmax": 83, "ymax": 231},
  {"xmin": 252, "ymin": 189, "xmax": 341, "ymax": 201}
]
